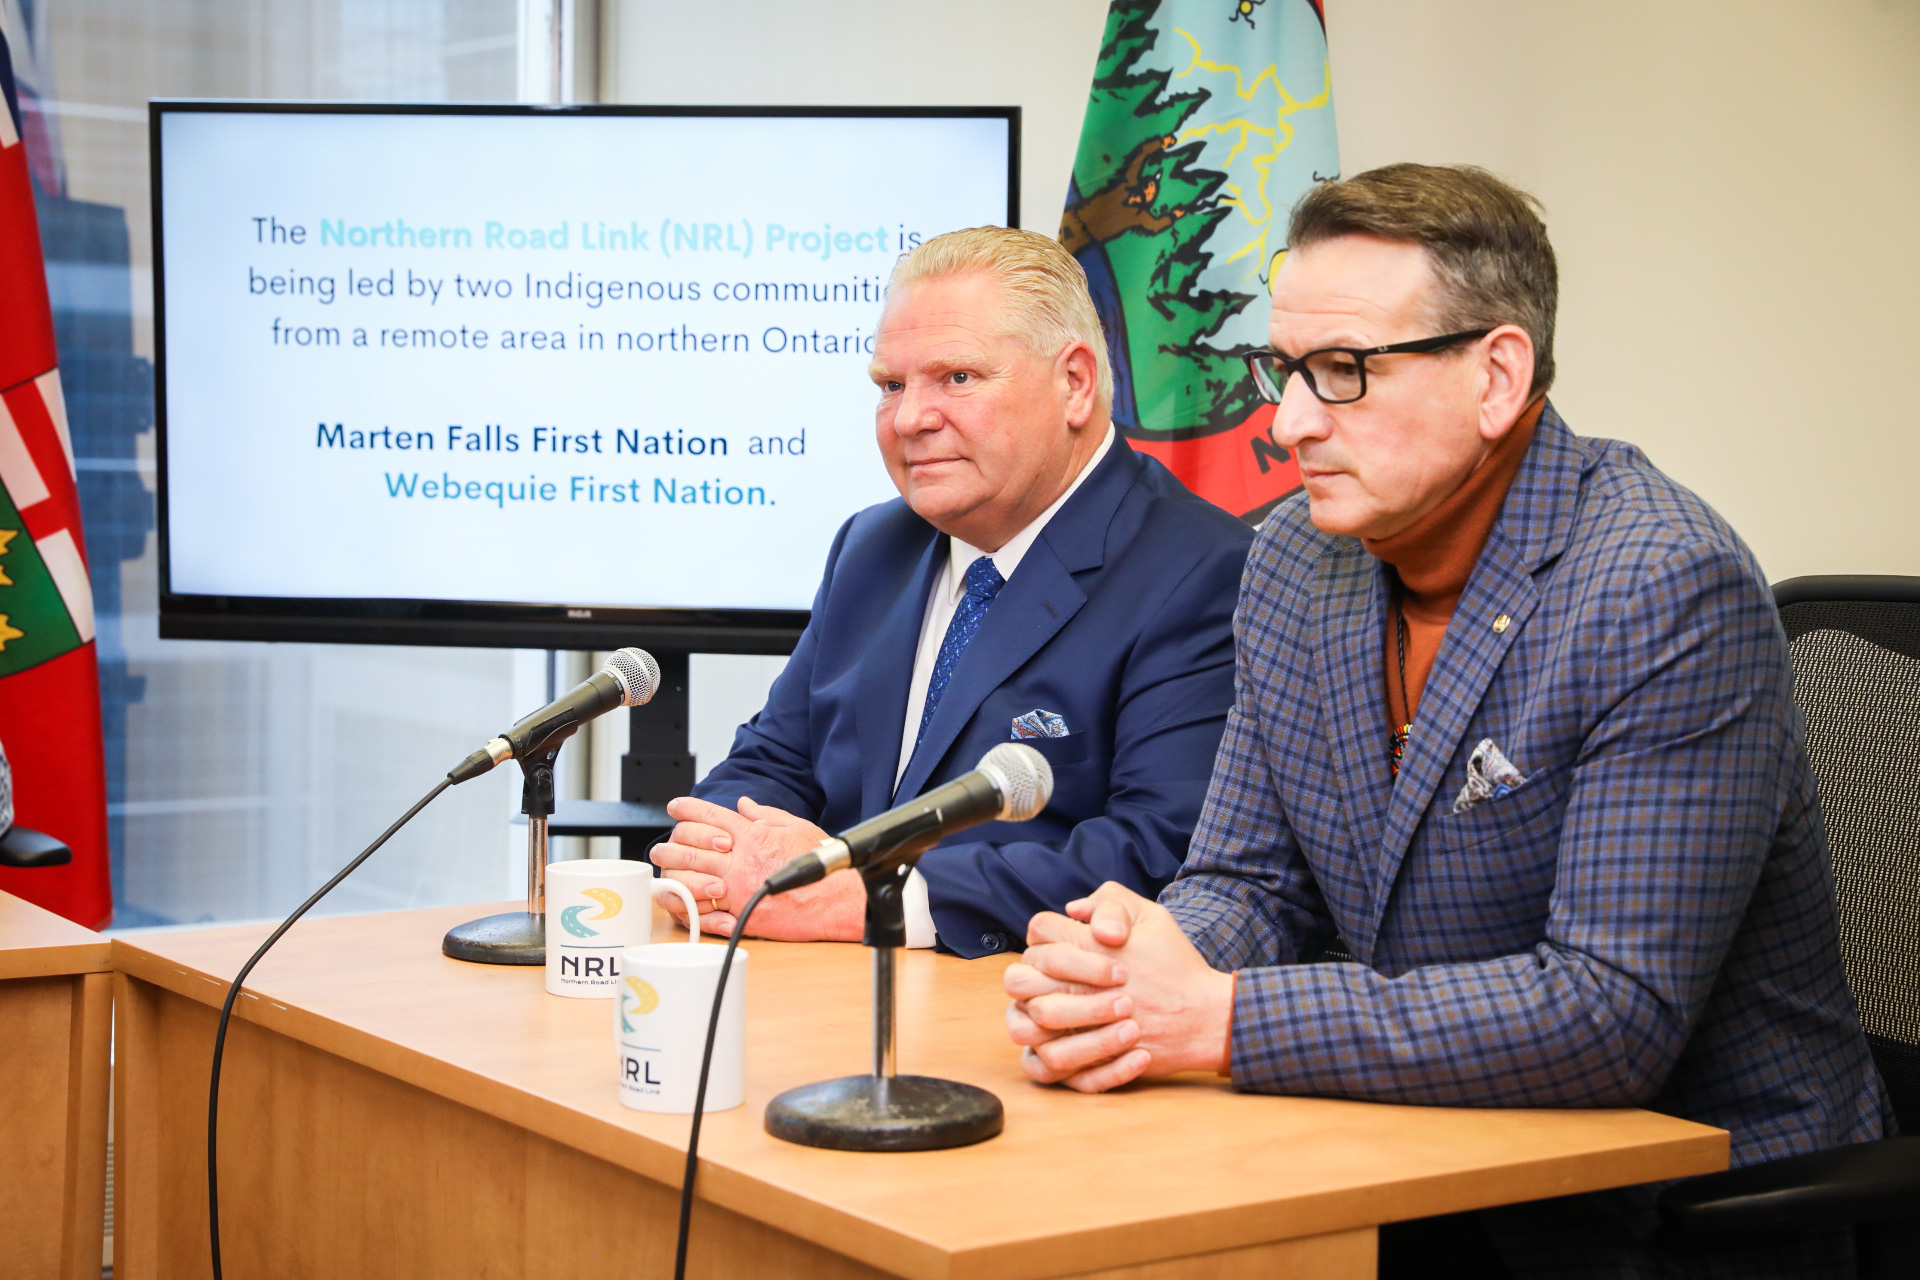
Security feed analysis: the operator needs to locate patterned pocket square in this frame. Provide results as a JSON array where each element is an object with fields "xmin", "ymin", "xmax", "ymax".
[
  {"xmin": 1011, "ymin": 708, "xmax": 1070, "ymax": 739},
  {"xmin": 1452, "ymin": 738, "xmax": 1527, "ymax": 813}
]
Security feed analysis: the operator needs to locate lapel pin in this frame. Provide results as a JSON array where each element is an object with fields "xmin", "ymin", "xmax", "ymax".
[{"xmin": 1493, "ymin": 614, "xmax": 1512, "ymax": 633}]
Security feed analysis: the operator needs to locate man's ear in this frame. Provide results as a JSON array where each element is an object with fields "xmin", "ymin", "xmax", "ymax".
[
  {"xmin": 1059, "ymin": 340, "xmax": 1101, "ymax": 430},
  {"xmin": 1479, "ymin": 324, "xmax": 1536, "ymax": 441}
]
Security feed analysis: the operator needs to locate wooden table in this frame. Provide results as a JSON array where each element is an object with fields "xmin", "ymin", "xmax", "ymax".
[
  {"xmin": 111, "ymin": 901, "xmax": 1726, "ymax": 1279},
  {"xmin": 0, "ymin": 889, "xmax": 112, "ymax": 1280}
]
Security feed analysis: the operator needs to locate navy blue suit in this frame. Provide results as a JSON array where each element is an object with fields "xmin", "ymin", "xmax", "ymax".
[{"xmin": 694, "ymin": 438, "xmax": 1253, "ymax": 957}]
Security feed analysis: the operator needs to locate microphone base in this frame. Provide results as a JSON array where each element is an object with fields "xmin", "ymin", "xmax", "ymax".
[
  {"xmin": 442, "ymin": 911, "xmax": 545, "ymax": 965},
  {"xmin": 764, "ymin": 1074, "xmax": 1003, "ymax": 1152}
]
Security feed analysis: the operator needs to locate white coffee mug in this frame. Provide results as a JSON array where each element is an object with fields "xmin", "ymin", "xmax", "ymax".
[
  {"xmin": 545, "ymin": 860, "xmax": 703, "ymax": 999},
  {"xmin": 615, "ymin": 942, "xmax": 749, "ymax": 1113}
]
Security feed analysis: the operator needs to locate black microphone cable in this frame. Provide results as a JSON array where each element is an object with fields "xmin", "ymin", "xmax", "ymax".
[
  {"xmin": 670, "ymin": 745, "xmax": 1051, "ymax": 1277},
  {"xmin": 673, "ymin": 882, "xmax": 770, "ymax": 1280},
  {"xmin": 206, "ymin": 775, "xmax": 451, "ymax": 1280}
]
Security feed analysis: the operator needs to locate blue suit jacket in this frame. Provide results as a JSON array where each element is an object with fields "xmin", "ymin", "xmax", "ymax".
[
  {"xmin": 696, "ymin": 438, "xmax": 1252, "ymax": 957},
  {"xmin": 1163, "ymin": 405, "xmax": 1890, "ymax": 1273}
]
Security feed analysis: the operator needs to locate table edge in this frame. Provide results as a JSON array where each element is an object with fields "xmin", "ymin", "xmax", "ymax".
[
  {"xmin": 0, "ymin": 943, "xmax": 113, "ymax": 979},
  {"xmin": 111, "ymin": 932, "xmax": 1732, "ymax": 1280}
]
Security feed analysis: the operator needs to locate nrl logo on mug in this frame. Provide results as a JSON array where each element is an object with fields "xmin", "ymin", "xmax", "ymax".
[
  {"xmin": 619, "ymin": 975, "xmax": 660, "ymax": 1032},
  {"xmin": 559, "ymin": 886, "xmax": 623, "ymax": 938}
]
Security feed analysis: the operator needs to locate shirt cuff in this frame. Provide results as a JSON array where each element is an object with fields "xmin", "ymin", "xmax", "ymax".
[
  {"xmin": 1220, "ymin": 971, "xmax": 1237, "ymax": 1078},
  {"xmin": 903, "ymin": 867, "xmax": 938, "ymax": 949}
]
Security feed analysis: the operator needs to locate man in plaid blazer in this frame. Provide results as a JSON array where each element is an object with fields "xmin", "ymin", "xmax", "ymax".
[{"xmin": 1004, "ymin": 165, "xmax": 1890, "ymax": 1277}]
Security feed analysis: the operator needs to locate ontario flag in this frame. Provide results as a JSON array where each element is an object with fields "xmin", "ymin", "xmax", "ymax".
[
  {"xmin": 0, "ymin": 32, "xmax": 110, "ymax": 928},
  {"xmin": 1063, "ymin": 0, "xmax": 1338, "ymax": 522}
]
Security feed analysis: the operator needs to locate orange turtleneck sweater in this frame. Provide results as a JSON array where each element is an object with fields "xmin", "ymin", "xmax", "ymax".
[{"xmin": 1362, "ymin": 399, "xmax": 1544, "ymax": 762}]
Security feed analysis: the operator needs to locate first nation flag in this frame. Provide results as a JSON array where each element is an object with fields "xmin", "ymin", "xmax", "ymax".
[
  {"xmin": 0, "ymin": 31, "xmax": 111, "ymax": 928},
  {"xmin": 1062, "ymin": 0, "xmax": 1338, "ymax": 522}
]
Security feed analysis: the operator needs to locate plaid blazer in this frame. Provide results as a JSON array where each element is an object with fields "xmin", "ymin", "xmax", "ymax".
[{"xmin": 1163, "ymin": 405, "xmax": 1890, "ymax": 1274}]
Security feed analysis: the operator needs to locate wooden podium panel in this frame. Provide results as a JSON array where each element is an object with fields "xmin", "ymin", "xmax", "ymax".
[
  {"xmin": 0, "ymin": 890, "xmax": 113, "ymax": 1280},
  {"xmin": 111, "ymin": 902, "xmax": 1727, "ymax": 1280}
]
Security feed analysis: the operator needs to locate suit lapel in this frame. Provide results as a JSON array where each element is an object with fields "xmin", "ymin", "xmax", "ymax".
[
  {"xmin": 891, "ymin": 437, "xmax": 1139, "ymax": 802},
  {"xmin": 1371, "ymin": 531, "xmax": 1542, "ymax": 902},
  {"xmin": 1367, "ymin": 404, "xmax": 1586, "ymax": 914},
  {"xmin": 895, "ymin": 539, "xmax": 1086, "ymax": 801},
  {"xmin": 1310, "ymin": 542, "xmax": 1395, "ymax": 954},
  {"xmin": 857, "ymin": 532, "xmax": 944, "ymax": 817}
]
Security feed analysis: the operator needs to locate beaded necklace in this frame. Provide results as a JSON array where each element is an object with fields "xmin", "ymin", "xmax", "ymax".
[{"xmin": 1390, "ymin": 588, "xmax": 1412, "ymax": 775}]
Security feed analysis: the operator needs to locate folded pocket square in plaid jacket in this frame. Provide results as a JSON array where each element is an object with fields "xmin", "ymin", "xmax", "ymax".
[{"xmin": 1452, "ymin": 738, "xmax": 1526, "ymax": 813}]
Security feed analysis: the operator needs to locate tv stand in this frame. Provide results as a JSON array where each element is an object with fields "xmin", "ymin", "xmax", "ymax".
[{"xmin": 547, "ymin": 649, "xmax": 690, "ymax": 859}]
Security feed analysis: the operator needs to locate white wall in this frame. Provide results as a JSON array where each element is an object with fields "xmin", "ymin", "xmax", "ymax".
[
  {"xmin": 1326, "ymin": 0, "xmax": 1920, "ymax": 581},
  {"xmin": 603, "ymin": 0, "xmax": 1112, "ymax": 236},
  {"xmin": 609, "ymin": 0, "xmax": 1920, "ymax": 587}
]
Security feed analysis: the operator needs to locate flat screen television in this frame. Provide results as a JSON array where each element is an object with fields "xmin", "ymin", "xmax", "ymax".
[{"xmin": 151, "ymin": 103, "xmax": 1019, "ymax": 652}]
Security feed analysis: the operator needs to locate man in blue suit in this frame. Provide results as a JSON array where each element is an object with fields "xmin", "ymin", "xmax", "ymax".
[
  {"xmin": 1005, "ymin": 167, "xmax": 1889, "ymax": 1276},
  {"xmin": 653, "ymin": 227, "xmax": 1252, "ymax": 957}
]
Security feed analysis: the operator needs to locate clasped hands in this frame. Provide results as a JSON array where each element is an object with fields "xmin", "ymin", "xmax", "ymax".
[
  {"xmin": 652, "ymin": 795, "xmax": 865, "ymax": 941},
  {"xmin": 1003, "ymin": 882, "xmax": 1236, "ymax": 1093},
  {"xmin": 657, "ymin": 807, "xmax": 1233, "ymax": 1091}
]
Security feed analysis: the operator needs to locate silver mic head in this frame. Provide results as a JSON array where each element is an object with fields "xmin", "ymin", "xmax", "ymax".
[
  {"xmin": 603, "ymin": 647, "xmax": 661, "ymax": 707},
  {"xmin": 978, "ymin": 742, "xmax": 1052, "ymax": 822}
]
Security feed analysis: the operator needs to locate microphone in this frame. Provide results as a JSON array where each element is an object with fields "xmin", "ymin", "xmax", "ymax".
[
  {"xmin": 447, "ymin": 647, "xmax": 660, "ymax": 783},
  {"xmin": 764, "ymin": 743, "xmax": 1053, "ymax": 894}
]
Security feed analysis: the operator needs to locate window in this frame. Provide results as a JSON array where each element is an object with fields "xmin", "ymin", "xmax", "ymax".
[{"xmin": 14, "ymin": 1, "xmax": 528, "ymax": 925}]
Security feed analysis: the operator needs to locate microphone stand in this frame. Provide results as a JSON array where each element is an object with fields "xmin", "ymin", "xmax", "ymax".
[
  {"xmin": 763, "ymin": 854, "xmax": 1004, "ymax": 1151},
  {"xmin": 442, "ymin": 729, "xmax": 575, "ymax": 964}
]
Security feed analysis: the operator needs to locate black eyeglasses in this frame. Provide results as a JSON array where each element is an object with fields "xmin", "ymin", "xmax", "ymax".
[{"xmin": 1245, "ymin": 329, "xmax": 1493, "ymax": 405}]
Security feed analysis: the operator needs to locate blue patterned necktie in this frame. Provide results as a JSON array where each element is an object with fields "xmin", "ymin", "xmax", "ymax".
[{"xmin": 916, "ymin": 555, "xmax": 1006, "ymax": 746}]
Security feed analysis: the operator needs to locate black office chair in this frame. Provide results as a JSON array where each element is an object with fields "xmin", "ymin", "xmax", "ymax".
[
  {"xmin": 0, "ymin": 824, "xmax": 73, "ymax": 867},
  {"xmin": 1659, "ymin": 575, "xmax": 1920, "ymax": 1277},
  {"xmin": 0, "ymin": 735, "xmax": 73, "ymax": 868}
]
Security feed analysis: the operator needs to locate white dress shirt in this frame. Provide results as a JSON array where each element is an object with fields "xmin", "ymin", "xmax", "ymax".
[{"xmin": 895, "ymin": 427, "xmax": 1115, "ymax": 947}]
